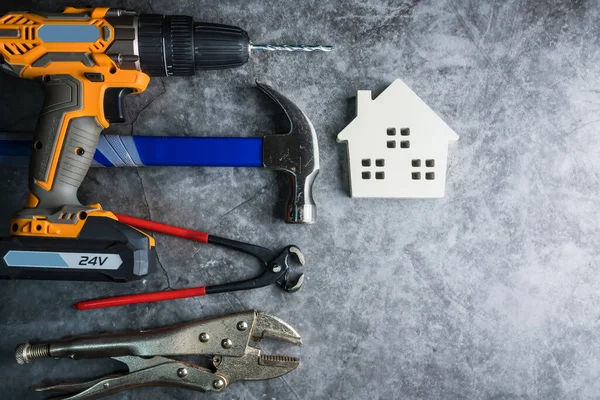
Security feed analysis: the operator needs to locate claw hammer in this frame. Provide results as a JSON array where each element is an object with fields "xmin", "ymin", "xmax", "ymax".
[{"xmin": 0, "ymin": 81, "xmax": 319, "ymax": 224}]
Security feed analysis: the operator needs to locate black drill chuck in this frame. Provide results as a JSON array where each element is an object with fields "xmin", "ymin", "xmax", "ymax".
[
  {"xmin": 193, "ymin": 23, "xmax": 250, "ymax": 70},
  {"xmin": 138, "ymin": 14, "xmax": 250, "ymax": 77}
]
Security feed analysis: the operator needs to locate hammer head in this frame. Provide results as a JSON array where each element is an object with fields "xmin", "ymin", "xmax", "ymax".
[{"xmin": 258, "ymin": 81, "xmax": 320, "ymax": 224}]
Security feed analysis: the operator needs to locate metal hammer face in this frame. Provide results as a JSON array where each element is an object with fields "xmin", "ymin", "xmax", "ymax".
[{"xmin": 258, "ymin": 81, "xmax": 320, "ymax": 224}]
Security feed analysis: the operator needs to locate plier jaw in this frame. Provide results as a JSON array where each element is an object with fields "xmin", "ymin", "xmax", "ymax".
[
  {"xmin": 270, "ymin": 245, "xmax": 306, "ymax": 293},
  {"xmin": 203, "ymin": 244, "xmax": 306, "ymax": 295},
  {"xmin": 16, "ymin": 311, "xmax": 301, "ymax": 399},
  {"xmin": 213, "ymin": 346, "xmax": 300, "ymax": 387}
]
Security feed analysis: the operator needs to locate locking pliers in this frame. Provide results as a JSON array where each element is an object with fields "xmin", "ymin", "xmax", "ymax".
[{"xmin": 15, "ymin": 310, "xmax": 301, "ymax": 399}]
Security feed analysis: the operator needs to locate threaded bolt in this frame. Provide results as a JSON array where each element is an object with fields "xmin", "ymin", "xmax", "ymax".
[{"xmin": 15, "ymin": 343, "xmax": 51, "ymax": 365}]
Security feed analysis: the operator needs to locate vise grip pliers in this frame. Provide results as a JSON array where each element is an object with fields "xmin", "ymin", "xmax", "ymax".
[{"xmin": 15, "ymin": 310, "xmax": 301, "ymax": 399}]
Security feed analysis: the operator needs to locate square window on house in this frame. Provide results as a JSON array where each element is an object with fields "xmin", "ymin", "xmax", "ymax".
[
  {"xmin": 362, "ymin": 171, "xmax": 371, "ymax": 179},
  {"xmin": 400, "ymin": 128, "xmax": 410, "ymax": 136},
  {"xmin": 412, "ymin": 159, "xmax": 421, "ymax": 167},
  {"xmin": 376, "ymin": 172, "xmax": 385, "ymax": 180},
  {"xmin": 362, "ymin": 159, "xmax": 371, "ymax": 167},
  {"xmin": 426, "ymin": 159, "xmax": 435, "ymax": 167},
  {"xmin": 400, "ymin": 141, "xmax": 410, "ymax": 148},
  {"xmin": 426, "ymin": 172, "xmax": 435, "ymax": 180},
  {"xmin": 412, "ymin": 172, "xmax": 421, "ymax": 180},
  {"xmin": 376, "ymin": 159, "xmax": 385, "ymax": 167},
  {"xmin": 387, "ymin": 128, "xmax": 396, "ymax": 136},
  {"xmin": 387, "ymin": 141, "xmax": 396, "ymax": 148}
]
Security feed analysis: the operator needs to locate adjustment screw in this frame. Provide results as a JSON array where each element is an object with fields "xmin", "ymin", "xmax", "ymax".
[
  {"xmin": 237, "ymin": 321, "xmax": 248, "ymax": 331},
  {"xmin": 199, "ymin": 332, "xmax": 209, "ymax": 342},
  {"xmin": 221, "ymin": 338, "xmax": 233, "ymax": 349},
  {"xmin": 213, "ymin": 378, "xmax": 225, "ymax": 389},
  {"xmin": 76, "ymin": 147, "xmax": 85, "ymax": 156},
  {"xmin": 177, "ymin": 368, "xmax": 188, "ymax": 378},
  {"xmin": 272, "ymin": 265, "xmax": 282, "ymax": 273}
]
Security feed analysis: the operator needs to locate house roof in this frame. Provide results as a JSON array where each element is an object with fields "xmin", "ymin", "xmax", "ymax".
[{"xmin": 337, "ymin": 79, "xmax": 459, "ymax": 143}]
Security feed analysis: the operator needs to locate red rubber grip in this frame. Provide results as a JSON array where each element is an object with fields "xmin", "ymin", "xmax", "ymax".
[
  {"xmin": 73, "ymin": 286, "xmax": 207, "ymax": 310},
  {"xmin": 113, "ymin": 213, "xmax": 209, "ymax": 243}
]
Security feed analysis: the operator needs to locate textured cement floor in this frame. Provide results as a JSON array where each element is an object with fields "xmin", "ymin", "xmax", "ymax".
[{"xmin": 1, "ymin": 0, "xmax": 600, "ymax": 399}]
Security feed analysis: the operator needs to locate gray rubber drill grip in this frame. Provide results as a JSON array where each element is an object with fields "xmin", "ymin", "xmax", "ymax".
[{"xmin": 29, "ymin": 75, "xmax": 103, "ymax": 209}]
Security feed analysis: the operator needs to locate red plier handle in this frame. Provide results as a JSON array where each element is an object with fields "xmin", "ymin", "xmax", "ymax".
[
  {"xmin": 74, "ymin": 286, "xmax": 207, "ymax": 310},
  {"xmin": 74, "ymin": 214, "xmax": 210, "ymax": 310},
  {"xmin": 114, "ymin": 213, "xmax": 209, "ymax": 243}
]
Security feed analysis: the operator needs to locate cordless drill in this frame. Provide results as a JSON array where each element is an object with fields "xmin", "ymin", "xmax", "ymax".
[{"xmin": 0, "ymin": 7, "xmax": 331, "ymax": 282}]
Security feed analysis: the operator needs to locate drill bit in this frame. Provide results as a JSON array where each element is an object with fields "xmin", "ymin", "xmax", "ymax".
[{"xmin": 250, "ymin": 44, "xmax": 333, "ymax": 52}]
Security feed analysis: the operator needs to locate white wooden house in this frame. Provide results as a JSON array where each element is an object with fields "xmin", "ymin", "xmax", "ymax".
[{"xmin": 337, "ymin": 79, "xmax": 458, "ymax": 198}]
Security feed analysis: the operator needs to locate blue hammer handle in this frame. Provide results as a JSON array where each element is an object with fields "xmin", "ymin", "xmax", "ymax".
[{"xmin": 0, "ymin": 134, "xmax": 263, "ymax": 168}]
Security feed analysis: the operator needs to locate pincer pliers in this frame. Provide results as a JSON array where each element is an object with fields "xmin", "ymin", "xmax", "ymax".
[
  {"xmin": 74, "ymin": 213, "xmax": 306, "ymax": 310},
  {"xmin": 15, "ymin": 310, "xmax": 301, "ymax": 399}
]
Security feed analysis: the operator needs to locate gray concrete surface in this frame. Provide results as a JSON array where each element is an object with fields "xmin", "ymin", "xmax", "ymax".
[{"xmin": 1, "ymin": 0, "xmax": 599, "ymax": 399}]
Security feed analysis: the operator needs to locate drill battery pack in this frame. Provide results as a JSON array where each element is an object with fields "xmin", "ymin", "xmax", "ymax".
[{"xmin": 0, "ymin": 216, "xmax": 156, "ymax": 282}]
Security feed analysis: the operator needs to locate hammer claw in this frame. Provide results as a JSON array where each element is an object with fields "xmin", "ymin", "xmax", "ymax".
[{"xmin": 258, "ymin": 81, "xmax": 320, "ymax": 224}]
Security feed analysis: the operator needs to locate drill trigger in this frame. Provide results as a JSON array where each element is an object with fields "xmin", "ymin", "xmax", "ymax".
[{"xmin": 104, "ymin": 87, "xmax": 134, "ymax": 123}]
